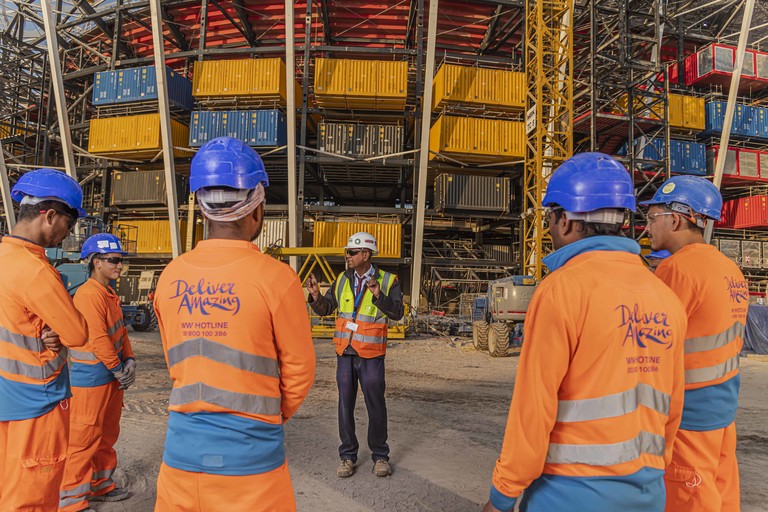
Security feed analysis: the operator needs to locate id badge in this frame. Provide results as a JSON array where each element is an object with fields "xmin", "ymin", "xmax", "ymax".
[{"xmin": 345, "ymin": 321, "xmax": 359, "ymax": 333}]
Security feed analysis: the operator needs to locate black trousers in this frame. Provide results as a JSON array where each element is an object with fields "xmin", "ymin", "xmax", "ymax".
[{"xmin": 336, "ymin": 354, "xmax": 389, "ymax": 462}]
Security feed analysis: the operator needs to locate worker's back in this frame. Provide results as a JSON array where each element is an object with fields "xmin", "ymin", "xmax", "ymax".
[
  {"xmin": 153, "ymin": 239, "xmax": 315, "ymax": 476},
  {"xmin": 494, "ymin": 250, "xmax": 687, "ymax": 512},
  {"xmin": 655, "ymin": 243, "xmax": 747, "ymax": 431},
  {"xmin": 0, "ymin": 237, "xmax": 88, "ymax": 420}
]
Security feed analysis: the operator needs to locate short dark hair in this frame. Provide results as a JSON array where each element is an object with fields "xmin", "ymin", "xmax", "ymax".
[
  {"xmin": 17, "ymin": 200, "xmax": 78, "ymax": 223},
  {"xmin": 553, "ymin": 207, "xmax": 625, "ymax": 238},
  {"xmin": 657, "ymin": 204, "xmax": 704, "ymax": 233}
]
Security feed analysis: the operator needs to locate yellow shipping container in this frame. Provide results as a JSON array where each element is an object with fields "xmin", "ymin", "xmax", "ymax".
[
  {"xmin": 116, "ymin": 219, "xmax": 203, "ymax": 255},
  {"xmin": 471, "ymin": 68, "xmax": 497, "ymax": 105},
  {"xmin": 89, "ymin": 114, "xmax": 189, "ymax": 159},
  {"xmin": 682, "ymin": 95, "xmax": 705, "ymax": 130},
  {"xmin": 192, "ymin": 59, "xmax": 296, "ymax": 101},
  {"xmin": 432, "ymin": 64, "xmax": 476, "ymax": 109},
  {"xmin": 429, "ymin": 115, "xmax": 525, "ymax": 161},
  {"xmin": 313, "ymin": 221, "xmax": 402, "ymax": 258},
  {"xmin": 315, "ymin": 58, "xmax": 407, "ymax": 110},
  {"xmin": 432, "ymin": 64, "xmax": 524, "ymax": 111},
  {"xmin": 496, "ymin": 70, "xmax": 526, "ymax": 109}
]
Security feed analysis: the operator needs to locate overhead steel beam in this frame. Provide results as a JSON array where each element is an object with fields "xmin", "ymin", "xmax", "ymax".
[
  {"xmin": 40, "ymin": 0, "xmax": 76, "ymax": 179},
  {"xmin": 161, "ymin": 4, "xmax": 191, "ymax": 51},
  {"xmin": 75, "ymin": 0, "xmax": 114, "ymax": 39},
  {"xmin": 149, "ymin": 0, "xmax": 182, "ymax": 258},
  {"xmin": 319, "ymin": 0, "xmax": 332, "ymax": 44},
  {"xmin": 210, "ymin": 0, "xmax": 253, "ymax": 45},
  {"xmin": 405, "ymin": 0, "xmax": 418, "ymax": 49},
  {"xmin": 15, "ymin": 1, "xmax": 70, "ymax": 50},
  {"xmin": 411, "ymin": 0, "xmax": 439, "ymax": 312},
  {"xmin": 479, "ymin": 5, "xmax": 504, "ymax": 54},
  {"xmin": 487, "ymin": 15, "xmax": 524, "ymax": 54},
  {"xmin": 232, "ymin": 0, "xmax": 258, "ymax": 46},
  {"xmin": 124, "ymin": 9, "xmax": 184, "ymax": 50}
]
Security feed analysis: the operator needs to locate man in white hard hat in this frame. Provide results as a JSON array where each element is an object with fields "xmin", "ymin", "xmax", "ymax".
[{"xmin": 306, "ymin": 231, "xmax": 404, "ymax": 478}]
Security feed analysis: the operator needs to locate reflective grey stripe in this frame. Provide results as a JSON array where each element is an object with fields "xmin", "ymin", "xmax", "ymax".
[
  {"xmin": 546, "ymin": 431, "xmax": 665, "ymax": 466},
  {"xmin": 0, "ymin": 325, "xmax": 43, "ymax": 352},
  {"xmin": 60, "ymin": 482, "xmax": 92, "ymax": 499},
  {"xmin": 338, "ymin": 312, "xmax": 355, "ymax": 320},
  {"xmin": 58, "ymin": 494, "xmax": 88, "ymax": 508},
  {"xmin": 70, "ymin": 336, "xmax": 125, "ymax": 362},
  {"xmin": 167, "ymin": 338, "xmax": 279, "ymax": 378},
  {"xmin": 333, "ymin": 330, "xmax": 352, "ymax": 340},
  {"xmin": 685, "ymin": 355, "xmax": 740, "ymax": 385},
  {"xmin": 90, "ymin": 479, "xmax": 114, "ymax": 492},
  {"xmin": 355, "ymin": 313, "xmax": 387, "ymax": 324},
  {"xmin": 107, "ymin": 319, "xmax": 124, "ymax": 336},
  {"xmin": 170, "ymin": 382, "xmax": 281, "ymax": 416},
  {"xmin": 381, "ymin": 272, "xmax": 393, "ymax": 293},
  {"xmin": 0, "ymin": 351, "xmax": 67, "ymax": 379},
  {"xmin": 685, "ymin": 322, "xmax": 745, "ymax": 355},
  {"xmin": 92, "ymin": 468, "xmax": 115, "ymax": 481},
  {"xmin": 335, "ymin": 275, "xmax": 349, "ymax": 305},
  {"xmin": 351, "ymin": 333, "xmax": 386, "ymax": 344},
  {"xmin": 557, "ymin": 383, "xmax": 670, "ymax": 423}
]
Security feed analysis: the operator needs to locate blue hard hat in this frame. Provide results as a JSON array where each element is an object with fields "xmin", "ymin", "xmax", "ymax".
[
  {"xmin": 11, "ymin": 168, "xmax": 87, "ymax": 217},
  {"xmin": 543, "ymin": 152, "xmax": 636, "ymax": 213},
  {"xmin": 80, "ymin": 233, "xmax": 128, "ymax": 260},
  {"xmin": 189, "ymin": 136, "xmax": 269, "ymax": 193},
  {"xmin": 639, "ymin": 175, "xmax": 722, "ymax": 221},
  {"xmin": 647, "ymin": 249, "xmax": 671, "ymax": 259}
]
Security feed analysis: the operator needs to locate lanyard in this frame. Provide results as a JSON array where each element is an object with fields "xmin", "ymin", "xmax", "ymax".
[{"xmin": 352, "ymin": 277, "xmax": 367, "ymax": 320}]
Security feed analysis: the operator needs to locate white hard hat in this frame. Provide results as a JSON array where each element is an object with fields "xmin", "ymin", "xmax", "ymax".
[{"xmin": 345, "ymin": 231, "xmax": 378, "ymax": 255}]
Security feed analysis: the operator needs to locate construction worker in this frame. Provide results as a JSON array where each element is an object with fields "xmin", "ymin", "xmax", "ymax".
[
  {"xmin": 59, "ymin": 233, "xmax": 136, "ymax": 511},
  {"xmin": 483, "ymin": 152, "xmax": 688, "ymax": 512},
  {"xmin": 306, "ymin": 232, "xmax": 404, "ymax": 478},
  {"xmin": 646, "ymin": 249, "xmax": 671, "ymax": 271},
  {"xmin": 152, "ymin": 137, "xmax": 316, "ymax": 512},
  {"xmin": 0, "ymin": 168, "xmax": 89, "ymax": 510},
  {"xmin": 641, "ymin": 175, "xmax": 746, "ymax": 512}
]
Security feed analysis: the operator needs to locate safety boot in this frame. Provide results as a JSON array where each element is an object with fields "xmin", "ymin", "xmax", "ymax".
[
  {"xmin": 373, "ymin": 459, "xmax": 391, "ymax": 477},
  {"xmin": 337, "ymin": 459, "xmax": 355, "ymax": 478},
  {"xmin": 90, "ymin": 488, "xmax": 132, "ymax": 502}
]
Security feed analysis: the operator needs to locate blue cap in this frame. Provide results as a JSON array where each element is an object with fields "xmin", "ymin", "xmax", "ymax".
[
  {"xmin": 639, "ymin": 176, "xmax": 722, "ymax": 221},
  {"xmin": 80, "ymin": 233, "xmax": 128, "ymax": 260},
  {"xmin": 647, "ymin": 250, "xmax": 671, "ymax": 260},
  {"xmin": 543, "ymin": 152, "xmax": 636, "ymax": 213},
  {"xmin": 190, "ymin": 136, "xmax": 269, "ymax": 192},
  {"xmin": 11, "ymin": 168, "xmax": 87, "ymax": 217}
]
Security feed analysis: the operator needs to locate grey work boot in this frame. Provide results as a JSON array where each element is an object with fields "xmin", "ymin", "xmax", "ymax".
[
  {"xmin": 337, "ymin": 459, "xmax": 355, "ymax": 478},
  {"xmin": 373, "ymin": 459, "xmax": 391, "ymax": 477},
  {"xmin": 90, "ymin": 488, "xmax": 132, "ymax": 502}
]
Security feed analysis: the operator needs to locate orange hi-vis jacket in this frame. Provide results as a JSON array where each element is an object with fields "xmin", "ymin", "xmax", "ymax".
[
  {"xmin": 154, "ymin": 239, "xmax": 316, "ymax": 476},
  {"xmin": 0, "ymin": 236, "xmax": 88, "ymax": 420},
  {"xmin": 70, "ymin": 278, "xmax": 135, "ymax": 387},
  {"xmin": 655, "ymin": 243, "xmax": 747, "ymax": 431},
  {"xmin": 489, "ymin": 237, "xmax": 687, "ymax": 512}
]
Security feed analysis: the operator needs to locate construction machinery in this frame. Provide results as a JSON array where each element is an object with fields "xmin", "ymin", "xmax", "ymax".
[{"xmin": 472, "ymin": 275, "xmax": 538, "ymax": 357}]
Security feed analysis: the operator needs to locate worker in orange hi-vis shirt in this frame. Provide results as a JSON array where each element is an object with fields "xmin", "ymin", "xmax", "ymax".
[
  {"xmin": 153, "ymin": 136, "xmax": 316, "ymax": 512},
  {"xmin": 0, "ymin": 168, "xmax": 89, "ymax": 511},
  {"xmin": 642, "ymin": 176, "xmax": 747, "ymax": 512},
  {"xmin": 59, "ymin": 233, "xmax": 136, "ymax": 512},
  {"xmin": 483, "ymin": 153, "xmax": 688, "ymax": 512}
]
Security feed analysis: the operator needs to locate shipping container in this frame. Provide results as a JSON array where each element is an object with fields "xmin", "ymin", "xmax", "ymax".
[
  {"xmin": 738, "ymin": 149, "xmax": 760, "ymax": 178},
  {"xmin": 192, "ymin": 58, "xmax": 297, "ymax": 102},
  {"xmin": 706, "ymin": 146, "xmax": 739, "ymax": 178},
  {"xmin": 742, "ymin": 241, "xmax": 762, "ymax": 269},
  {"xmin": 762, "ymin": 241, "xmax": 768, "ymax": 268},
  {"xmin": 726, "ymin": 195, "xmax": 768, "ymax": 229},
  {"xmin": 114, "ymin": 219, "xmax": 204, "ymax": 255},
  {"xmin": 88, "ymin": 113, "xmax": 189, "ymax": 159},
  {"xmin": 757, "ymin": 107, "xmax": 768, "ymax": 138},
  {"xmin": 685, "ymin": 43, "xmax": 768, "ymax": 93},
  {"xmin": 718, "ymin": 239, "xmax": 741, "ymax": 265},
  {"xmin": 432, "ymin": 64, "xmax": 525, "ymax": 111},
  {"xmin": 761, "ymin": 152, "xmax": 768, "ymax": 179},
  {"xmin": 429, "ymin": 115, "xmax": 525, "ymax": 161},
  {"xmin": 110, "ymin": 170, "xmax": 188, "ymax": 207},
  {"xmin": 92, "ymin": 66, "xmax": 193, "ymax": 110},
  {"xmin": 667, "ymin": 94, "xmax": 705, "ymax": 131},
  {"xmin": 189, "ymin": 109, "xmax": 287, "ymax": 148},
  {"xmin": 434, "ymin": 174, "xmax": 510, "ymax": 213},
  {"xmin": 631, "ymin": 138, "xmax": 706, "ymax": 175},
  {"xmin": 484, "ymin": 244, "xmax": 515, "ymax": 264},
  {"xmin": 705, "ymin": 100, "xmax": 768, "ymax": 140},
  {"xmin": 313, "ymin": 221, "xmax": 402, "ymax": 258},
  {"xmin": 253, "ymin": 218, "xmax": 288, "ymax": 249},
  {"xmin": 314, "ymin": 58, "xmax": 407, "ymax": 110},
  {"xmin": 318, "ymin": 122, "xmax": 403, "ymax": 158}
]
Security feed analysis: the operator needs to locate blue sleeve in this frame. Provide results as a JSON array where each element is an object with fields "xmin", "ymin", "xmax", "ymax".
[{"xmin": 490, "ymin": 485, "xmax": 518, "ymax": 512}]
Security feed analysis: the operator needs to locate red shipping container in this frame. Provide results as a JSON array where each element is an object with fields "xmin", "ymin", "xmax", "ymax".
[
  {"xmin": 731, "ymin": 195, "xmax": 768, "ymax": 229},
  {"xmin": 706, "ymin": 146, "xmax": 739, "ymax": 177},
  {"xmin": 716, "ymin": 199, "xmax": 736, "ymax": 228},
  {"xmin": 685, "ymin": 43, "xmax": 767, "ymax": 93}
]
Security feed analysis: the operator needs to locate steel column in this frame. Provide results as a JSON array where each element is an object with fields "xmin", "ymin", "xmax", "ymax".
[
  {"xmin": 410, "ymin": 0, "xmax": 438, "ymax": 312},
  {"xmin": 0, "ymin": 143, "xmax": 15, "ymax": 230},
  {"xmin": 285, "ymin": 0, "xmax": 298, "ymax": 268},
  {"xmin": 149, "ymin": 0, "xmax": 182, "ymax": 258}
]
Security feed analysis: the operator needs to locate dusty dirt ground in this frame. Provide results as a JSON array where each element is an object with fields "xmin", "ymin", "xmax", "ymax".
[{"xmin": 95, "ymin": 331, "xmax": 768, "ymax": 512}]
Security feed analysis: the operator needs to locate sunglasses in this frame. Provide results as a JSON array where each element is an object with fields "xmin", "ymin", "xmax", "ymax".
[
  {"xmin": 346, "ymin": 249, "xmax": 362, "ymax": 256},
  {"xmin": 41, "ymin": 208, "xmax": 77, "ymax": 231},
  {"xmin": 97, "ymin": 256, "xmax": 124, "ymax": 265}
]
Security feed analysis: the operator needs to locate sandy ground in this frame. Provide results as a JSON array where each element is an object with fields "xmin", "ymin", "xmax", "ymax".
[{"xmin": 94, "ymin": 332, "xmax": 768, "ymax": 512}]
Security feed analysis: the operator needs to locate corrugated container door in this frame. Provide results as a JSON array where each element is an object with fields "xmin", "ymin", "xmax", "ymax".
[
  {"xmin": 669, "ymin": 140, "xmax": 683, "ymax": 173},
  {"xmin": 434, "ymin": 64, "xmax": 475, "ymax": 107},
  {"xmin": 376, "ymin": 61, "xmax": 408, "ymax": 110},
  {"xmin": 684, "ymin": 95, "xmax": 705, "ymax": 130},
  {"xmin": 475, "ymin": 118, "xmax": 498, "ymax": 156},
  {"xmin": 739, "ymin": 149, "xmax": 760, "ymax": 178},
  {"xmin": 346, "ymin": 59, "xmax": 377, "ymax": 109},
  {"xmin": 760, "ymin": 151, "xmax": 768, "ymax": 179},
  {"xmin": 741, "ymin": 241, "xmax": 761, "ymax": 268},
  {"xmin": 252, "ymin": 58, "xmax": 284, "ymax": 99},
  {"xmin": 496, "ymin": 70, "xmax": 525, "ymax": 109},
  {"xmin": 501, "ymin": 120, "xmax": 525, "ymax": 158},
  {"xmin": 685, "ymin": 143, "xmax": 707, "ymax": 175},
  {"xmin": 668, "ymin": 94, "xmax": 684, "ymax": 128},
  {"xmin": 192, "ymin": 60, "xmax": 214, "ymax": 96},
  {"xmin": 314, "ymin": 58, "xmax": 346, "ymax": 108},
  {"xmin": 705, "ymin": 101, "xmax": 725, "ymax": 133},
  {"xmin": 471, "ymin": 68, "xmax": 496, "ymax": 105}
]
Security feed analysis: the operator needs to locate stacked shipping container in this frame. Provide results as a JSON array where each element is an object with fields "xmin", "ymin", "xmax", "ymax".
[
  {"xmin": 318, "ymin": 122, "xmax": 403, "ymax": 158},
  {"xmin": 314, "ymin": 59, "xmax": 408, "ymax": 110},
  {"xmin": 92, "ymin": 66, "xmax": 194, "ymax": 110},
  {"xmin": 189, "ymin": 110, "xmax": 287, "ymax": 147}
]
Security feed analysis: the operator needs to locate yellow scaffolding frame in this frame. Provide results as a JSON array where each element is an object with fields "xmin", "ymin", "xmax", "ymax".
[{"xmin": 267, "ymin": 247, "xmax": 409, "ymax": 339}]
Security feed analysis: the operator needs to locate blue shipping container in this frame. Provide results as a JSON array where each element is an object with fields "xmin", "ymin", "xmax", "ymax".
[
  {"xmin": 680, "ymin": 141, "xmax": 707, "ymax": 176},
  {"xmin": 734, "ymin": 104, "xmax": 758, "ymax": 137},
  {"xmin": 704, "ymin": 100, "xmax": 768, "ymax": 140},
  {"xmin": 91, "ymin": 66, "xmax": 193, "ymax": 110},
  {"xmin": 189, "ymin": 110, "xmax": 287, "ymax": 148},
  {"xmin": 756, "ymin": 107, "xmax": 768, "ymax": 139},
  {"xmin": 633, "ymin": 137, "xmax": 706, "ymax": 175}
]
